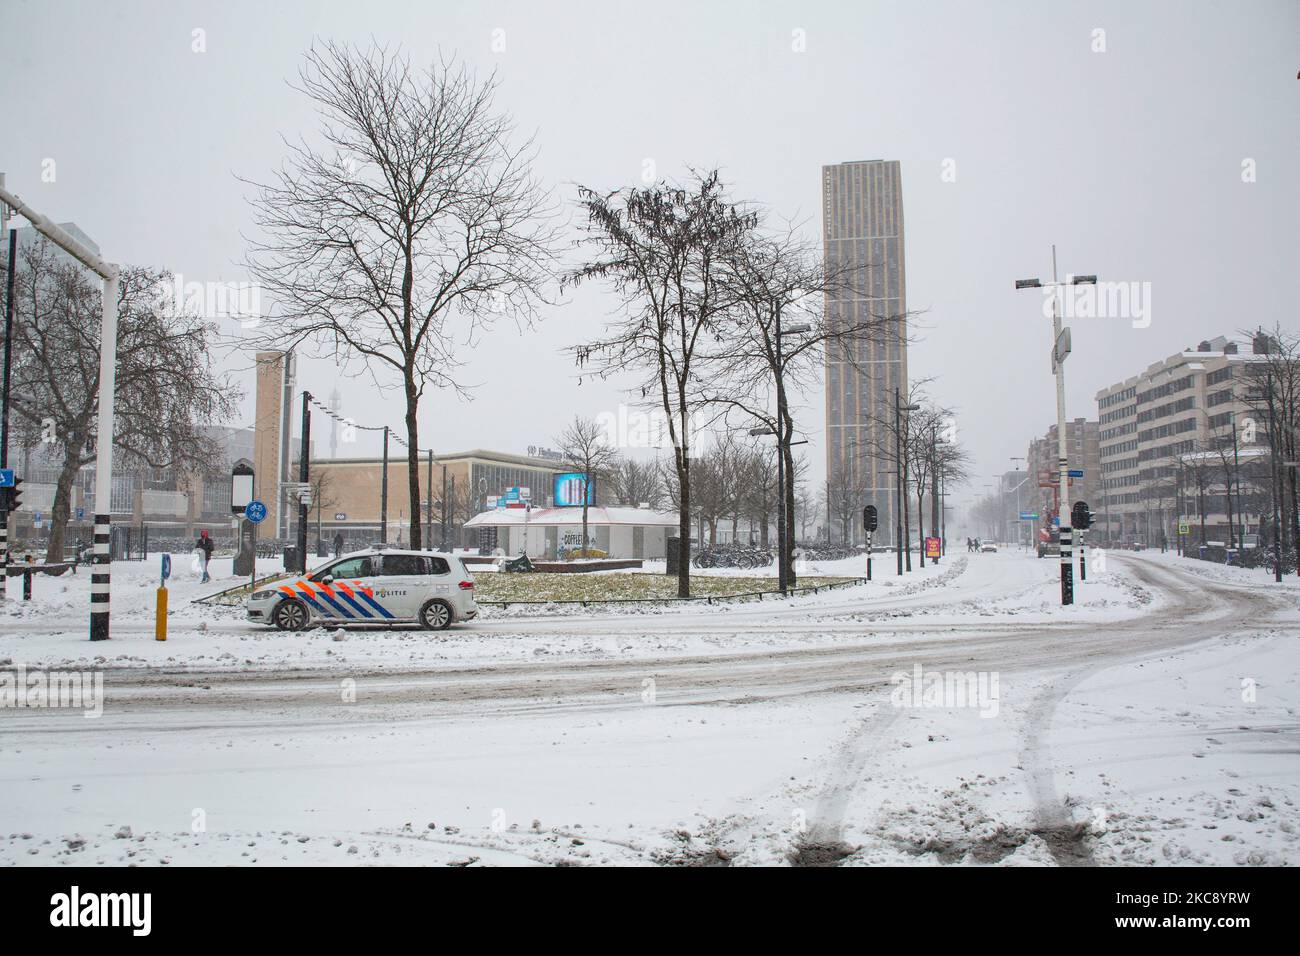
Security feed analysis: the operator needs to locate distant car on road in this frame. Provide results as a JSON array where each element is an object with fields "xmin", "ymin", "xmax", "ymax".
[
  {"xmin": 979, "ymin": 542, "xmax": 998, "ymax": 553},
  {"xmin": 246, "ymin": 548, "xmax": 478, "ymax": 631}
]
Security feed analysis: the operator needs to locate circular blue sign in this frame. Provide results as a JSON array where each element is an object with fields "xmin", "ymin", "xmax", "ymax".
[
  {"xmin": 245, "ymin": 500, "xmax": 268, "ymax": 524},
  {"xmin": 161, "ymin": 554, "xmax": 172, "ymax": 580}
]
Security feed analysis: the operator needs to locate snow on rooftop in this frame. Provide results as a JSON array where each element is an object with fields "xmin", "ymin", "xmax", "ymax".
[{"xmin": 464, "ymin": 506, "xmax": 679, "ymax": 528}]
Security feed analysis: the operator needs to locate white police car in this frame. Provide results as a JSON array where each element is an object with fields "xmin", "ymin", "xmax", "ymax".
[{"xmin": 246, "ymin": 548, "xmax": 479, "ymax": 631}]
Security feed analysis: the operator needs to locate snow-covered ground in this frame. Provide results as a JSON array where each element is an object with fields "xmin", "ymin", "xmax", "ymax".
[{"xmin": 1, "ymin": 548, "xmax": 1297, "ymax": 866}]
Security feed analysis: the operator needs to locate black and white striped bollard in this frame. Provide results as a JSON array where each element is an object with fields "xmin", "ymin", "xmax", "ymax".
[{"xmin": 90, "ymin": 514, "xmax": 111, "ymax": 640}]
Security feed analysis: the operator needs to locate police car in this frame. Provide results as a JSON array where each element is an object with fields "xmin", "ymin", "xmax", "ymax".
[{"xmin": 246, "ymin": 548, "xmax": 479, "ymax": 631}]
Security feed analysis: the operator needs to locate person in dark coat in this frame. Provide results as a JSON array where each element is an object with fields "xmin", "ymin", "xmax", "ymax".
[
  {"xmin": 196, "ymin": 529, "xmax": 215, "ymax": 583},
  {"xmin": 333, "ymin": 532, "xmax": 344, "ymax": 557}
]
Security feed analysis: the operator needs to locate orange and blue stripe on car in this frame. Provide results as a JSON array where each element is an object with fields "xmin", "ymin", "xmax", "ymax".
[
  {"xmin": 282, "ymin": 581, "xmax": 345, "ymax": 619},
  {"xmin": 300, "ymin": 580, "xmax": 362, "ymax": 619},
  {"xmin": 325, "ymin": 580, "xmax": 375, "ymax": 619},
  {"xmin": 337, "ymin": 580, "xmax": 394, "ymax": 619},
  {"xmin": 274, "ymin": 580, "xmax": 354, "ymax": 620}
]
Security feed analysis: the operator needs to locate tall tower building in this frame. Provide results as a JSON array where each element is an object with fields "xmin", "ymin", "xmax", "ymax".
[
  {"xmin": 822, "ymin": 159, "xmax": 908, "ymax": 546},
  {"xmin": 253, "ymin": 350, "xmax": 297, "ymax": 540}
]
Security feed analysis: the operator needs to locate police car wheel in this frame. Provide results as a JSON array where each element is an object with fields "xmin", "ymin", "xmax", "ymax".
[
  {"xmin": 419, "ymin": 599, "xmax": 453, "ymax": 631},
  {"xmin": 273, "ymin": 599, "xmax": 310, "ymax": 631}
]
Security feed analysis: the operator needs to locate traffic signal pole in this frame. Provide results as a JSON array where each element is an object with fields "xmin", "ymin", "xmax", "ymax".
[
  {"xmin": 1, "ymin": 222, "xmax": 14, "ymax": 602},
  {"xmin": 296, "ymin": 391, "xmax": 311, "ymax": 574},
  {"xmin": 1050, "ymin": 249, "xmax": 1074, "ymax": 606},
  {"xmin": 0, "ymin": 182, "xmax": 123, "ymax": 638},
  {"xmin": 1017, "ymin": 247, "xmax": 1095, "ymax": 608}
]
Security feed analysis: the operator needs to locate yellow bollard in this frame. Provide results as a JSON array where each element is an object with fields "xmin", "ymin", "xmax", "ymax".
[{"xmin": 155, "ymin": 586, "xmax": 168, "ymax": 641}]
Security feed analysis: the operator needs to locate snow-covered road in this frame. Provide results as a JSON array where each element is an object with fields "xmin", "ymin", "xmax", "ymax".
[{"xmin": 2, "ymin": 550, "xmax": 1297, "ymax": 866}]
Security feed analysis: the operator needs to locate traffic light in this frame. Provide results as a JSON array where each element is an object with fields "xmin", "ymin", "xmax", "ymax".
[
  {"xmin": 5, "ymin": 477, "xmax": 22, "ymax": 513},
  {"xmin": 863, "ymin": 504, "xmax": 878, "ymax": 532},
  {"xmin": 1071, "ymin": 500, "xmax": 1091, "ymax": 530}
]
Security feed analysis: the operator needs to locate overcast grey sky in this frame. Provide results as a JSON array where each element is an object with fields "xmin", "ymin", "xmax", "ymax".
[{"xmin": 2, "ymin": 0, "xmax": 1297, "ymax": 509}]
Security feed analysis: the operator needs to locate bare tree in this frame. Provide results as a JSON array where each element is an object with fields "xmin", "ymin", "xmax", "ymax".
[
  {"xmin": 1174, "ymin": 444, "xmax": 1216, "ymax": 546},
  {"xmin": 245, "ymin": 42, "xmax": 557, "ymax": 550},
  {"xmin": 607, "ymin": 454, "xmax": 665, "ymax": 508},
  {"xmin": 435, "ymin": 474, "xmax": 475, "ymax": 550},
  {"xmin": 568, "ymin": 170, "xmax": 754, "ymax": 595},
  {"xmin": 555, "ymin": 416, "xmax": 619, "ymax": 557},
  {"xmin": 1203, "ymin": 412, "xmax": 1248, "ymax": 550},
  {"xmin": 706, "ymin": 225, "xmax": 900, "ymax": 586},
  {"xmin": 310, "ymin": 469, "xmax": 338, "ymax": 552},
  {"xmin": 906, "ymin": 404, "xmax": 970, "ymax": 563},
  {"xmin": 7, "ymin": 239, "xmax": 237, "ymax": 562},
  {"xmin": 794, "ymin": 481, "xmax": 820, "ymax": 542},
  {"xmin": 680, "ymin": 434, "xmax": 744, "ymax": 546},
  {"xmin": 826, "ymin": 472, "xmax": 867, "ymax": 546},
  {"xmin": 864, "ymin": 379, "xmax": 931, "ymax": 568},
  {"xmin": 1238, "ymin": 326, "xmax": 1300, "ymax": 564}
]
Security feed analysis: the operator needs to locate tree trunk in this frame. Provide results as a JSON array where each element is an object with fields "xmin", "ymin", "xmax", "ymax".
[
  {"xmin": 902, "ymin": 460, "xmax": 912, "ymax": 571},
  {"xmin": 581, "ymin": 499, "xmax": 589, "ymax": 557},
  {"xmin": 44, "ymin": 450, "xmax": 84, "ymax": 564},
  {"xmin": 917, "ymin": 490, "xmax": 926, "ymax": 567},
  {"xmin": 404, "ymin": 378, "xmax": 423, "ymax": 551}
]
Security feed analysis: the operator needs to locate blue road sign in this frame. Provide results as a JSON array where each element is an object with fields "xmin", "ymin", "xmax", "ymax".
[
  {"xmin": 75, "ymin": 507, "xmax": 85, "ymax": 519},
  {"xmin": 0, "ymin": 469, "xmax": 13, "ymax": 488},
  {"xmin": 244, "ymin": 500, "xmax": 268, "ymax": 524},
  {"xmin": 1052, "ymin": 516, "xmax": 1061, "ymax": 527},
  {"xmin": 1068, "ymin": 469, "xmax": 1084, "ymax": 478},
  {"xmin": 1019, "ymin": 512, "xmax": 1040, "ymax": 520},
  {"xmin": 161, "ymin": 553, "xmax": 172, "ymax": 582}
]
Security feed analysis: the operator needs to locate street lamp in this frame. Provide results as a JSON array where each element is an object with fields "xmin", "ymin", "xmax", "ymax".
[
  {"xmin": 1009, "ymin": 458, "xmax": 1030, "ymax": 550},
  {"xmin": 894, "ymin": 388, "xmax": 921, "ymax": 574},
  {"xmin": 766, "ymin": 317, "xmax": 812, "ymax": 591},
  {"xmin": 750, "ymin": 424, "xmax": 808, "ymax": 594},
  {"xmin": 875, "ymin": 467, "xmax": 897, "ymax": 572},
  {"xmin": 934, "ymin": 434, "xmax": 950, "ymax": 558},
  {"xmin": 1016, "ymin": 247, "xmax": 1095, "ymax": 606}
]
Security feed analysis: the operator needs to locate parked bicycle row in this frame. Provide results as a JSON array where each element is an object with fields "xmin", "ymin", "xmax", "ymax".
[{"xmin": 691, "ymin": 546, "xmax": 775, "ymax": 569}]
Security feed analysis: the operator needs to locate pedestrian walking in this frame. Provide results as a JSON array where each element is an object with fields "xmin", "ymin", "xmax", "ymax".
[{"xmin": 196, "ymin": 529, "xmax": 215, "ymax": 584}]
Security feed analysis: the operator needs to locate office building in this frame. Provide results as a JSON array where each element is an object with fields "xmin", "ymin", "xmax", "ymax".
[{"xmin": 822, "ymin": 159, "xmax": 908, "ymax": 546}]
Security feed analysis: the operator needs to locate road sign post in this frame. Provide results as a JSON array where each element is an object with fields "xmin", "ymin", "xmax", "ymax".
[
  {"xmin": 244, "ymin": 500, "xmax": 266, "ymax": 593},
  {"xmin": 156, "ymin": 553, "xmax": 172, "ymax": 642}
]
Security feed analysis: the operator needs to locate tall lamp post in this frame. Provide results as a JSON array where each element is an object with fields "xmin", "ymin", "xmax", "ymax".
[
  {"xmin": 1016, "ymin": 247, "xmax": 1096, "ymax": 606},
  {"xmin": 772, "ymin": 318, "xmax": 809, "ymax": 588},
  {"xmin": 0, "ymin": 179, "xmax": 120, "ymax": 638},
  {"xmin": 750, "ymin": 424, "xmax": 809, "ymax": 594},
  {"xmin": 934, "ymin": 433, "xmax": 950, "ymax": 557},
  {"xmin": 894, "ymin": 387, "xmax": 920, "ymax": 574}
]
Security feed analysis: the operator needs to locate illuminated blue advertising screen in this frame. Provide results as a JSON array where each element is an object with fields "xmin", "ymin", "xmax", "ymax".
[{"xmin": 554, "ymin": 472, "xmax": 594, "ymax": 507}]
